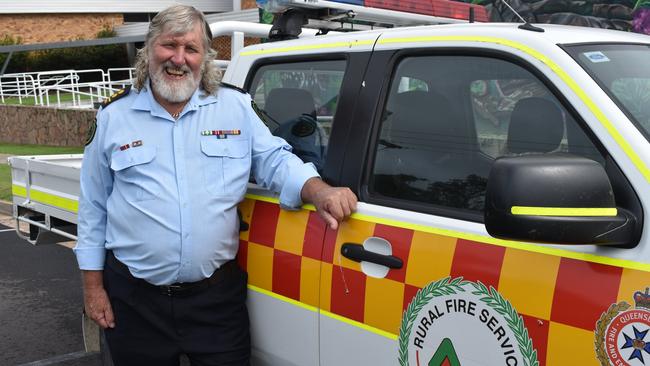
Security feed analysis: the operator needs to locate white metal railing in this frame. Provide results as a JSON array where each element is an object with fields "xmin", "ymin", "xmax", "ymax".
[
  {"xmin": 0, "ymin": 21, "xmax": 291, "ymax": 109},
  {"xmin": 0, "ymin": 62, "xmax": 232, "ymax": 109},
  {"xmin": 0, "ymin": 68, "xmax": 137, "ymax": 109}
]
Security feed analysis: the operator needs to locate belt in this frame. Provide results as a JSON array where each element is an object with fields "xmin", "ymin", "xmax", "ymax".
[{"xmin": 105, "ymin": 251, "xmax": 237, "ymax": 297}]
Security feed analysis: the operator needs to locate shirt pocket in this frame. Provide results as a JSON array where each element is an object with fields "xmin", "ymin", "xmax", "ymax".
[
  {"xmin": 200, "ymin": 138, "xmax": 251, "ymax": 197},
  {"xmin": 110, "ymin": 145, "xmax": 160, "ymax": 201}
]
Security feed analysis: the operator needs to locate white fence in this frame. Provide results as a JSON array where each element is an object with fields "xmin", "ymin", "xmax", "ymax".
[
  {"xmin": 0, "ymin": 68, "xmax": 135, "ymax": 109},
  {"xmin": 0, "ymin": 61, "xmax": 231, "ymax": 109}
]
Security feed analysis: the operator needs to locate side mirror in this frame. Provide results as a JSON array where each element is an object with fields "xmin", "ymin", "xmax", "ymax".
[{"xmin": 484, "ymin": 154, "xmax": 637, "ymax": 246}]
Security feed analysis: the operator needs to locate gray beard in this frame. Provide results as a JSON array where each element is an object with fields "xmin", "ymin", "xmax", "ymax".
[{"xmin": 150, "ymin": 66, "xmax": 200, "ymax": 103}]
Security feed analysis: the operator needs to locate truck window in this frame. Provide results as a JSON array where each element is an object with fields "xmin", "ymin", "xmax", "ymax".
[
  {"xmin": 248, "ymin": 60, "xmax": 347, "ymax": 173},
  {"xmin": 369, "ymin": 55, "xmax": 603, "ymax": 218},
  {"xmin": 470, "ymin": 77, "xmax": 602, "ymax": 163}
]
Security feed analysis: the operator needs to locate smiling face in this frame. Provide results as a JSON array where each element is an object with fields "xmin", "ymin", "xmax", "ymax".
[{"xmin": 148, "ymin": 21, "xmax": 205, "ymax": 105}]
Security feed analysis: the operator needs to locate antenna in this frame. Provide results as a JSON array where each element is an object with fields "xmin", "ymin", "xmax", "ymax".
[{"xmin": 500, "ymin": 0, "xmax": 544, "ymax": 32}]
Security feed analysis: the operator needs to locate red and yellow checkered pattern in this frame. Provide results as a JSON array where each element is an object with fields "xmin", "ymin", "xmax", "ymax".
[{"xmin": 238, "ymin": 198, "xmax": 650, "ymax": 366}]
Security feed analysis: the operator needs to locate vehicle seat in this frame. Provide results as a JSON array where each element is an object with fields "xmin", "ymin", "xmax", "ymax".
[
  {"xmin": 374, "ymin": 90, "xmax": 486, "ymax": 208},
  {"xmin": 264, "ymin": 88, "xmax": 327, "ymax": 171},
  {"xmin": 265, "ymin": 88, "xmax": 317, "ymax": 123},
  {"xmin": 506, "ymin": 97, "xmax": 565, "ymax": 154}
]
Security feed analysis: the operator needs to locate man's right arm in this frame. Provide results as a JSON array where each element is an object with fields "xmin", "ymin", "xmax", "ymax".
[
  {"xmin": 74, "ymin": 113, "xmax": 115, "ymax": 328},
  {"xmin": 82, "ymin": 270, "xmax": 115, "ymax": 329}
]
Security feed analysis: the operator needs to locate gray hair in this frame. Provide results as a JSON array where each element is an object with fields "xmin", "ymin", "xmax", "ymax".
[{"xmin": 133, "ymin": 5, "xmax": 221, "ymax": 95}]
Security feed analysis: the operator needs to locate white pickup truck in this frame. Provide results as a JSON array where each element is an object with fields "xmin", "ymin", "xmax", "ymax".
[{"xmin": 10, "ymin": 17, "xmax": 650, "ymax": 366}]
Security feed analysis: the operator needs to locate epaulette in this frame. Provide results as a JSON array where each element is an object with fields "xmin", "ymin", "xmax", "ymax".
[
  {"xmin": 220, "ymin": 82, "xmax": 247, "ymax": 94},
  {"xmin": 101, "ymin": 85, "xmax": 131, "ymax": 108}
]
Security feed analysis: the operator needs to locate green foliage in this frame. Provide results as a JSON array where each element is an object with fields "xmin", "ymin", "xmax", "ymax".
[
  {"xmin": 1, "ymin": 27, "xmax": 129, "ymax": 75},
  {"xmin": 0, "ymin": 164, "xmax": 11, "ymax": 202},
  {"xmin": 0, "ymin": 35, "xmax": 30, "ymax": 73}
]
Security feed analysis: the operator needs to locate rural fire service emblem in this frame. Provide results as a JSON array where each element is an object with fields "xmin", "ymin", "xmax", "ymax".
[
  {"xmin": 398, "ymin": 277, "xmax": 538, "ymax": 366},
  {"xmin": 595, "ymin": 288, "xmax": 650, "ymax": 366}
]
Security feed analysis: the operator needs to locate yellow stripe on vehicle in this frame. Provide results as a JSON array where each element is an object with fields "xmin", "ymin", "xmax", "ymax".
[
  {"xmin": 247, "ymin": 284, "xmax": 398, "ymax": 340},
  {"xmin": 511, "ymin": 206, "xmax": 617, "ymax": 217},
  {"xmin": 246, "ymin": 193, "xmax": 317, "ymax": 212},
  {"xmin": 248, "ymin": 284, "xmax": 318, "ymax": 313},
  {"xmin": 12, "ymin": 184, "xmax": 27, "ymax": 198},
  {"xmin": 353, "ymin": 211, "xmax": 650, "ymax": 272},
  {"xmin": 377, "ymin": 35, "xmax": 650, "ymax": 183},
  {"xmin": 240, "ymin": 40, "xmax": 375, "ymax": 56},
  {"xmin": 244, "ymin": 193, "xmax": 650, "ymax": 272},
  {"xmin": 12, "ymin": 184, "xmax": 78, "ymax": 213},
  {"xmin": 320, "ymin": 310, "xmax": 398, "ymax": 340}
]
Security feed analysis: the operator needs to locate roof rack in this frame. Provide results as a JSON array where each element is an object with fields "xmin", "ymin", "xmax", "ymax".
[
  {"xmin": 288, "ymin": 0, "xmax": 487, "ymax": 27},
  {"xmin": 266, "ymin": 0, "xmax": 488, "ymax": 40}
]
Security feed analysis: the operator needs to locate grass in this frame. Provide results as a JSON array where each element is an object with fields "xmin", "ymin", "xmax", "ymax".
[
  {"xmin": 0, "ymin": 92, "xmax": 93, "ymax": 106},
  {"xmin": 0, "ymin": 164, "xmax": 10, "ymax": 202},
  {"xmin": 0, "ymin": 143, "xmax": 84, "ymax": 202},
  {"xmin": 0, "ymin": 143, "xmax": 84, "ymax": 155}
]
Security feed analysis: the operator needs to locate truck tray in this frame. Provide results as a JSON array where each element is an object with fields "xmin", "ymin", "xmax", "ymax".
[{"xmin": 9, "ymin": 154, "xmax": 82, "ymax": 244}]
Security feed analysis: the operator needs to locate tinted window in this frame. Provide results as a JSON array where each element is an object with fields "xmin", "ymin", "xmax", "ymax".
[
  {"xmin": 369, "ymin": 55, "xmax": 603, "ymax": 215},
  {"xmin": 249, "ymin": 60, "xmax": 346, "ymax": 172}
]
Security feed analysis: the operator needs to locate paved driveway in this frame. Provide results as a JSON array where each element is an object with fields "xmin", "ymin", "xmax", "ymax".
[{"xmin": 0, "ymin": 216, "xmax": 100, "ymax": 365}]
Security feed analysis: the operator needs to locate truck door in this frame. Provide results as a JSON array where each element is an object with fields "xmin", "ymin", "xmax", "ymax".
[
  {"xmin": 320, "ymin": 44, "xmax": 645, "ymax": 365},
  {"xmin": 237, "ymin": 52, "xmax": 371, "ymax": 365}
]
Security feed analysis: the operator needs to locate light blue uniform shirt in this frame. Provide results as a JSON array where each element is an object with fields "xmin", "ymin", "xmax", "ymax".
[{"xmin": 74, "ymin": 84, "xmax": 318, "ymax": 285}]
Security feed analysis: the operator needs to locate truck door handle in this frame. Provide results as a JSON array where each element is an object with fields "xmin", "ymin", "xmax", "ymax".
[{"xmin": 341, "ymin": 243, "xmax": 403, "ymax": 269}]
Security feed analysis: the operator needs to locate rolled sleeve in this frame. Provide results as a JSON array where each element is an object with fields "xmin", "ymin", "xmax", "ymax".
[
  {"xmin": 279, "ymin": 161, "xmax": 319, "ymax": 210},
  {"xmin": 73, "ymin": 247, "xmax": 107, "ymax": 270}
]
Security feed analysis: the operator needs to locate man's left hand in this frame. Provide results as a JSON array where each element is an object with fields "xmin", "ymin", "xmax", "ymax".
[{"xmin": 301, "ymin": 178, "xmax": 357, "ymax": 230}]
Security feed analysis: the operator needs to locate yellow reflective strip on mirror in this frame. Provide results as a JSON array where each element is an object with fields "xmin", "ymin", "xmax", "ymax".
[{"xmin": 511, "ymin": 206, "xmax": 617, "ymax": 217}]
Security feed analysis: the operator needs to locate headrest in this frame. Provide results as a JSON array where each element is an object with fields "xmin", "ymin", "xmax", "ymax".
[
  {"xmin": 389, "ymin": 90, "xmax": 461, "ymax": 141},
  {"xmin": 264, "ymin": 88, "xmax": 316, "ymax": 124},
  {"xmin": 507, "ymin": 97, "xmax": 565, "ymax": 154}
]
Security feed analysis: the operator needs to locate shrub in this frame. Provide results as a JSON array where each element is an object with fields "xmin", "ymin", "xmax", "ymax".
[{"xmin": 1, "ymin": 27, "xmax": 130, "ymax": 75}]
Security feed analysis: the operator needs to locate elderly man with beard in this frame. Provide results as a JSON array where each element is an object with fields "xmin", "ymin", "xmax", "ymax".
[{"xmin": 74, "ymin": 5, "xmax": 357, "ymax": 366}]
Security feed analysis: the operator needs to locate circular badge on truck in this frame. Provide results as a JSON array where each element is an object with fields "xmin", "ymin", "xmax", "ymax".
[
  {"xmin": 398, "ymin": 277, "xmax": 539, "ymax": 366},
  {"xmin": 595, "ymin": 289, "xmax": 650, "ymax": 366}
]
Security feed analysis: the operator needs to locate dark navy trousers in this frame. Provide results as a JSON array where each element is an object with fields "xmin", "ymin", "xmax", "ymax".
[{"xmin": 102, "ymin": 255, "xmax": 250, "ymax": 366}]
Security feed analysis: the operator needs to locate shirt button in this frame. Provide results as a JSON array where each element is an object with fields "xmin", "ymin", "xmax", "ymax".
[
  {"xmin": 184, "ymin": 233, "xmax": 189, "ymax": 239},
  {"xmin": 182, "ymin": 203, "xmax": 188, "ymax": 208}
]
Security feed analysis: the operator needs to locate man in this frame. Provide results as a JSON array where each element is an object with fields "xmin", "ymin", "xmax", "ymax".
[{"xmin": 74, "ymin": 5, "xmax": 357, "ymax": 366}]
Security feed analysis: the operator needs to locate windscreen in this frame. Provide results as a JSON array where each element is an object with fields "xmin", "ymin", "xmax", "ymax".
[{"xmin": 564, "ymin": 43, "xmax": 650, "ymax": 143}]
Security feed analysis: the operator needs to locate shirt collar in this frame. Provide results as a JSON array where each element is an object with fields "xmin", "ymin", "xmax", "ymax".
[{"xmin": 131, "ymin": 80, "xmax": 218, "ymax": 120}]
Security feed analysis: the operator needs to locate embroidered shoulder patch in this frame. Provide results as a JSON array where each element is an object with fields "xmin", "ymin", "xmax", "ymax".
[
  {"xmin": 85, "ymin": 118, "xmax": 97, "ymax": 146},
  {"xmin": 101, "ymin": 85, "xmax": 131, "ymax": 108}
]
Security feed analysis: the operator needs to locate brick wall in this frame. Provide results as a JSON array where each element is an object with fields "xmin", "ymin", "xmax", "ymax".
[
  {"xmin": 0, "ymin": 14, "xmax": 124, "ymax": 44},
  {"xmin": 212, "ymin": 36, "xmax": 262, "ymax": 60},
  {"xmin": 0, "ymin": 105, "xmax": 95, "ymax": 147},
  {"xmin": 211, "ymin": 0, "xmax": 263, "ymax": 59},
  {"xmin": 242, "ymin": 0, "xmax": 258, "ymax": 9}
]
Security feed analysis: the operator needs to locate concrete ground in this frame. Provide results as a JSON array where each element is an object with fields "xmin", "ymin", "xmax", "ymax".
[{"xmin": 0, "ymin": 210, "xmax": 102, "ymax": 366}]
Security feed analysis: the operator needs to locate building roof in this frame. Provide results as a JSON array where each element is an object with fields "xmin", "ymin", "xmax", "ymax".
[
  {"xmin": 0, "ymin": 0, "xmax": 233, "ymax": 14},
  {"xmin": 0, "ymin": 9, "xmax": 262, "ymax": 55},
  {"xmin": 116, "ymin": 8, "xmax": 260, "ymax": 36}
]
